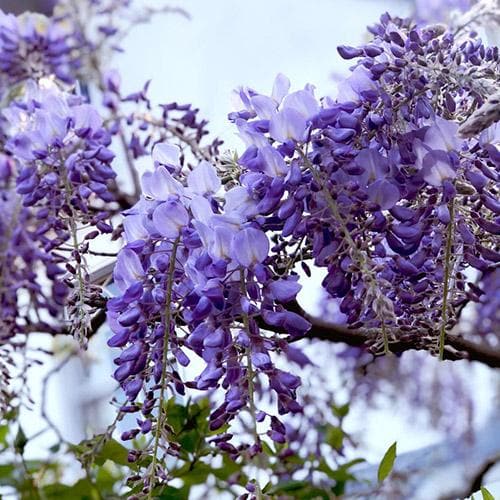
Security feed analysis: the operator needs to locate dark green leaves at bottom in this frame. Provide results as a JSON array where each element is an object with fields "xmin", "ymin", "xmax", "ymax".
[{"xmin": 377, "ymin": 442, "xmax": 397, "ymax": 483}]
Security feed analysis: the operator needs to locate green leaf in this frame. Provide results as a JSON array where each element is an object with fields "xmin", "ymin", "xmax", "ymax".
[
  {"xmin": 0, "ymin": 464, "xmax": 16, "ymax": 487},
  {"xmin": 0, "ymin": 425, "xmax": 8, "ymax": 447},
  {"xmin": 14, "ymin": 425, "xmax": 28, "ymax": 455},
  {"xmin": 325, "ymin": 426, "xmax": 344, "ymax": 450},
  {"xmin": 261, "ymin": 441, "xmax": 275, "ymax": 456},
  {"xmin": 157, "ymin": 485, "xmax": 190, "ymax": 500},
  {"xmin": 94, "ymin": 439, "xmax": 129, "ymax": 466},
  {"xmin": 211, "ymin": 455, "xmax": 242, "ymax": 481},
  {"xmin": 332, "ymin": 403, "xmax": 350, "ymax": 419},
  {"xmin": 178, "ymin": 429, "xmax": 200, "ymax": 453},
  {"xmin": 180, "ymin": 462, "xmax": 211, "ymax": 486},
  {"xmin": 43, "ymin": 479, "xmax": 95, "ymax": 499},
  {"xmin": 2, "ymin": 407, "xmax": 19, "ymax": 422},
  {"xmin": 343, "ymin": 458, "xmax": 366, "ymax": 468},
  {"xmin": 165, "ymin": 400, "xmax": 188, "ymax": 434},
  {"xmin": 265, "ymin": 480, "xmax": 309, "ymax": 495},
  {"xmin": 42, "ymin": 483, "xmax": 73, "ymax": 498},
  {"xmin": 377, "ymin": 442, "xmax": 397, "ymax": 483},
  {"xmin": 96, "ymin": 466, "xmax": 123, "ymax": 492},
  {"xmin": 481, "ymin": 486, "xmax": 495, "ymax": 500}
]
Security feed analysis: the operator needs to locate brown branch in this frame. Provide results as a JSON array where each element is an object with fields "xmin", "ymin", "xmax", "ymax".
[
  {"xmin": 24, "ymin": 308, "xmax": 107, "ymax": 339},
  {"xmin": 261, "ymin": 301, "xmax": 500, "ymax": 369},
  {"xmin": 466, "ymin": 454, "xmax": 500, "ymax": 497},
  {"xmin": 25, "ymin": 268, "xmax": 500, "ymax": 368},
  {"xmin": 439, "ymin": 454, "xmax": 500, "ymax": 500},
  {"xmin": 304, "ymin": 318, "xmax": 500, "ymax": 367}
]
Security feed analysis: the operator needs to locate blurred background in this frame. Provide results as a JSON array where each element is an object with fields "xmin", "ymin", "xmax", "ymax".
[{"xmin": 2, "ymin": 0, "xmax": 499, "ymax": 498}]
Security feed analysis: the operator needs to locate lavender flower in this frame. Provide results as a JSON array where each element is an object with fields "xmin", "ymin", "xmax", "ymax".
[
  {"xmin": 230, "ymin": 13, "xmax": 499, "ymax": 358},
  {"xmin": 108, "ymin": 141, "xmax": 310, "ymax": 488},
  {"xmin": 0, "ymin": 10, "xmax": 79, "ymax": 96}
]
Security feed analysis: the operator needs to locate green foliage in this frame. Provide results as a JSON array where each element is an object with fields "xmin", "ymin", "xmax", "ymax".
[
  {"xmin": 331, "ymin": 403, "xmax": 350, "ymax": 419},
  {"xmin": 93, "ymin": 439, "xmax": 130, "ymax": 467},
  {"xmin": 0, "ymin": 396, "xmax": 367, "ymax": 498},
  {"xmin": 377, "ymin": 441, "xmax": 397, "ymax": 483},
  {"xmin": 0, "ymin": 425, "xmax": 8, "ymax": 448},
  {"xmin": 13, "ymin": 425, "xmax": 28, "ymax": 455},
  {"xmin": 325, "ymin": 425, "xmax": 344, "ymax": 450},
  {"xmin": 481, "ymin": 486, "xmax": 495, "ymax": 500}
]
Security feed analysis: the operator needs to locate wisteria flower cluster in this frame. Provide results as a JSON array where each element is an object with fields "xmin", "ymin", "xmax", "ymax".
[
  {"xmin": 108, "ymin": 140, "xmax": 312, "ymax": 489},
  {"xmin": 103, "ymin": 13, "xmax": 500, "ymax": 493},
  {"xmin": 0, "ymin": 74, "xmax": 119, "ymax": 345},
  {"xmin": 231, "ymin": 14, "xmax": 499, "ymax": 358}
]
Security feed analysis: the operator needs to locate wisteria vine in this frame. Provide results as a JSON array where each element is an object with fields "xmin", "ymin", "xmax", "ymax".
[{"xmin": 0, "ymin": 0, "xmax": 498, "ymax": 497}]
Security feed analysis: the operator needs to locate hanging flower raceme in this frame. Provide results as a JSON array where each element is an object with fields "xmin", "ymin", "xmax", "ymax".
[
  {"xmin": 0, "ymin": 152, "xmax": 68, "ymax": 338},
  {"xmin": 108, "ymin": 142, "xmax": 311, "ymax": 488},
  {"xmin": 229, "ymin": 14, "xmax": 499, "ymax": 357},
  {"xmin": 1, "ymin": 80, "xmax": 117, "ymax": 343}
]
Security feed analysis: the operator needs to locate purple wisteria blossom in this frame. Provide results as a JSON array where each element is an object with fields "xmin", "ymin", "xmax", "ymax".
[
  {"xmin": 0, "ymin": 10, "xmax": 79, "ymax": 95},
  {"xmin": 0, "ymin": 1, "xmax": 498, "ymax": 496},
  {"xmin": 108, "ymin": 142, "xmax": 310, "ymax": 477},
  {"xmin": 0, "ymin": 79, "xmax": 117, "ymax": 342},
  {"xmin": 230, "ymin": 14, "xmax": 499, "ymax": 357}
]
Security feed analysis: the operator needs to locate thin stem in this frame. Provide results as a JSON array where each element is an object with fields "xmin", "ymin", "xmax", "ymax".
[
  {"xmin": 62, "ymin": 169, "xmax": 89, "ymax": 344},
  {"xmin": 381, "ymin": 322, "xmax": 390, "ymax": 356},
  {"xmin": 132, "ymin": 113, "xmax": 212, "ymax": 161},
  {"xmin": 239, "ymin": 270, "xmax": 259, "ymax": 444},
  {"xmin": 118, "ymin": 126, "xmax": 141, "ymax": 200},
  {"xmin": 239, "ymin": 269, "xmax": 263, "ymax": 500},
  {"xmin": 439, "ymin": 200, "xmax": 455, "ymax": 360},
  {"xmin": 148, "ymin": 238, "xmax": 180, "ymax": 497}
]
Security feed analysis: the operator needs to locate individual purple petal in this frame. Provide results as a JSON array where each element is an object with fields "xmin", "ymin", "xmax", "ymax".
[
  {"xmin": 196, "ymin": 360, "xmax": 224, "ymax": 390},
  {"xmin": 187, "ymin": 160, "xmax": 221, "ymax": 195},
  {"xmin": 282, "ymin": 311, "xmax": 311, "ymax": 336},
  {"xmin": 231, "ymin": 227, "xmax": 269, "ymax": 267},
  {"xmin": 252, "ymin": 351, "xmax": 273, "ymax": 370},
  {"xmin": 152, "ymin": 200, "xmax": 189, "ymax": 238},
  {"xmin": 421, "ymin": 151, "xmax": 456, "ymax": 187},
  {"xmin": 282, "ymin": 89, "xmax": 319, "ymax": 120},
  {"xmin": 251, "ymin": 95, "xmax": 277, "ymax": 120},
  {"xmin": 141, "ymin": 165, "xmax": 184, "ymax": 200},
  {"xmin": 114, "ymin": 248, "xmax": 145, "ymax": 292},
  {"xmin": 203, "ymin": 328, "xmax": 225, "ymax": 348},
  {"xmin": 367, "ymin": 179, "xmax": 400, "ymax": 210},
  {"xmin": 260, "ymin": 146, "xmax": 288, "ymax": 177},
  {"xmin": 269, "ymin": 107, "xmax": 308, "ymax": 143},
  {"xmin": 124, "ymin": 379, "xmax": 142, "ymax": 400},
  {"xmin": 355, "ymin": 148, "xmax": 389, "ymax": 178},
  {"xmin": 267, "ymin": 278, "xmax": 302, "ymax": 302},
  {"xmin": 423, "ymin": 116, "xmax": 461, "ymax": 152},
  {"xmin": 152, "ymin": 142, "xmax": 180, "ymax": 167},
  {"xmin": 436, "ymin": 204, "xmax": 451, "ymax": 224},
  {"xmin": 271, "ymin": 73, "xmax": 291, "ymax": 103},
  {"xmin": 337, "ymin": 45, "xmax": 364, "ymax": 59},
  {"xmin": 118, "ymin": 307, "xmax": 141, "ymax": 327}
]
